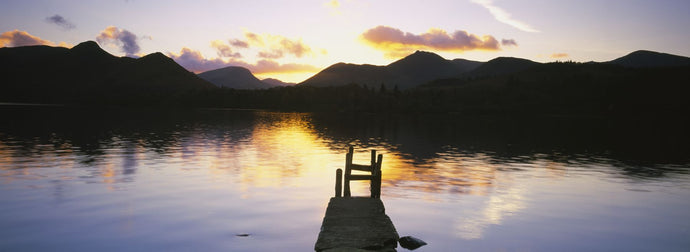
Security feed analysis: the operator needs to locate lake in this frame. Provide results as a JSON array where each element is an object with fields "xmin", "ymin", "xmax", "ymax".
[{"xmin": 1, "ymin": 106, "xmax": 689, "ymax": 251}]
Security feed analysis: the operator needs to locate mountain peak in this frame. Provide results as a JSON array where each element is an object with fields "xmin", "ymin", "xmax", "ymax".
[
  {"xmin": 388, "ymin": 50, "xmax": 447, "ymax": 69},
  {"xmin": 398, "ymin": 50, "xmax": 445, "ymax": 62},
  {"xmin": 70, "ymin": 40, "xmax": 110, "ymax": 56},
  {"xmin": 72, "ymin": 40, "xmax": 100, "ymax": 50},
  {"xmin": 139, "ymin": 52, "xmax": 169, "ymax": 62},
  {"xmin": 412, "ymin": 50, "xmax": 439, "ymax": 56},
  {"xmin": 609, "ymin": 50, "xmax": 690, "ymax": 68},
  {"xmin": 198, "ymin": 66, "xmax": 273, "ymax": 89},
  {"xmin": 68, "ymin": 40, "xmax": 116, "ymax": 63}
]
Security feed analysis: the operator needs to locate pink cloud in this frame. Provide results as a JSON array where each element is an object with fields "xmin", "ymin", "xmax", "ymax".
[
  {"xmin": 96, "ymin": 26, "xmax": 141, "ymax": 56},
  {"xmin": 229, "ymin": 39, "xmax": 249, "ymax": 48},
  {"xmin": 45, "ymin": 15, "xmax": 76, "ymax": 30},
  {"xmin": 360, "ymin": 25, "xmax": 512, "ymax": 58},
  {"xmin": 501, "ymin": 39, "xmax": 518, "ymax": 47},
  {"xmin": 167, "ymin": 47, "xmax": 228, "ymax": 73},
  {"xmin": 168, "ymin": 47, "xmax": 319, "ymax": 74}
]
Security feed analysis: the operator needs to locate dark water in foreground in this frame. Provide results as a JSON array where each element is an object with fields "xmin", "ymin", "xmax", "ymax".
[{"xmin": 1, "ymin": 106, "xmax": 689, "ymax": 251}]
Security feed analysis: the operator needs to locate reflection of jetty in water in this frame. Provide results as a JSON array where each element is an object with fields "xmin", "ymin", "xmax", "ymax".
[
  {"xmin": 2, "ymin": 107, "xmax": 690, "ymax": 250},
  {"xmin": 3, "ymin": 109, "xmax": 687, "ymax": 198}
]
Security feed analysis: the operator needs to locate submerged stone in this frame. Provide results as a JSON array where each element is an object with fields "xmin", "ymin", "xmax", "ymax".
[{"xmin": 398, "ymin": 236, "xmax": 426, "ymax": 250}]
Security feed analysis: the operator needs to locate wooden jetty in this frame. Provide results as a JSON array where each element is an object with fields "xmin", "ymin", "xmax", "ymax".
[{"xmin": 315, "ymin": 147, "xmax": 399, "ymax": 252}]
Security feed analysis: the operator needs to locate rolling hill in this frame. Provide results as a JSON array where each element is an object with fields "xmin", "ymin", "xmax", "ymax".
[
  {"xmin": 0, "ymin": 41, "xmax": 214, "ymax": 105},
  {"xmin": 465, "ymin": 57, "xmax": 540, "ymax": 78},
  {"xmin": 2, "ymin": 42, "xmax": 689, "ymax": 113},
  {"xmin": 261, "ymin": 78, "xmax": 295, "ymax": 87},
  {"xmin": 607, "ymin": 50, "xmax": 690, "ymax": 68},
  {"xmin": 299, "ymin": 50, "xmax": 481, "ymax": 90},
  {"xmin": 198, "ymin": 66, "xmax": 274, "ymax": 89},
  {"xmin": 298, "ymin": 62, "xmax": 393, "ymax": 88}
]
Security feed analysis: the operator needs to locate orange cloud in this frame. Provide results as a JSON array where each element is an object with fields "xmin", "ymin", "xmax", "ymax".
[
  {"xmin": 242, "ymin": 32, "xmax": 313, "ymax": 59},
  {"xmin": 168, "ymin": 47, "xmax": 319, "ymax": 74},
  {"xmin": 244, "ymin": 32, "xmax": 264, "ymax": 47},
  {"xmin": 361, "ymin": 25, "xmax": 510, "ymax": 58},
  {"xmin": 257, "ymin": 50, "xmax": 284, "ymax": 59},
  {"xmin": 251, "ymin": 59, "xmax": 320, "ymax": 74},
  {"xmin": 0, "ymin": 30, "xmax": 69, "ymax": 47},
  {"xmin": 550, "ymin": 53, "xmax": 569, "ymax": 58},
  {"xmin": 210, "ymin": 40, "xmax": 241, "ymax": 58},
  {"xmin": 325, "ymin": 0, "xmax": 341, "ymax": 15}
]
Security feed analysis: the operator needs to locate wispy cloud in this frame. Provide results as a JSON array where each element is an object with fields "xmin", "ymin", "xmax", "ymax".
[
  {"xmin": 96, "ymin": 26, "xmax": 141, "ymax": 57},
  {"xmin": 471, "ymin": 0, "xmax": 539, "ymax": 33},
  {"xmin": 0, "ymin": 30, "xmax": 70, "ymax": 47},
  {"xmin": 550, "ymin": 53, "xmax": 569, "ymax": 58},
  {"xmin": 326, "ymin": 0, "xmax": 340, "ymax": 9},
  {"xmin": 360, "ymin": 25, "xmax": 514, "ymax": 58},
  {"xmin": 325, "ymin": 0, "xmax": 342, "ymax": 15},
  {"xmin": 45, "ymin": 15, "xmax": 76, "ymax": 30},
  {"xmin": 501, "ymin": 39, "xmax": 518, "ymax": 47},
  {"xmin": 168, "ymin": 47, "xmax": 319, "ymax": 74},
  {"xmin": 229, "ymin": 39, "xmax": 249, "ymax": 48}
]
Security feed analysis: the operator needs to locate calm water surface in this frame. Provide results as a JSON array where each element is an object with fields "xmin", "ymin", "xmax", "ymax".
[{"xmin": 1, "ymin": 106, "xmax": 689, "ymax": 251}]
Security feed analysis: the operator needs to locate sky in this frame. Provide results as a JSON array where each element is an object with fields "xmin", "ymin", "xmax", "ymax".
[{"xmin": 1, "ymin": 0, "xmax": 689, "ymax": 83}]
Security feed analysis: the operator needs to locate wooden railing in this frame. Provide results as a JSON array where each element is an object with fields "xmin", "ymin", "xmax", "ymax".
[{"xmin": 335, "ymin": 146, "xmax": 383, "ymax": 198}]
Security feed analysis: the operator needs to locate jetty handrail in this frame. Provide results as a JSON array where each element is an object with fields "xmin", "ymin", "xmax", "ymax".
[{"xmin": 335, "ymin": 146, "xmax": 382, "ymax": 198}]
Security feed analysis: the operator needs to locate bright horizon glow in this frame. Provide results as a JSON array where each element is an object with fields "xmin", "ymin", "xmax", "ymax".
[{"xmin": 2, "ymin": 0, "xmax": 689, "ymax": 83}]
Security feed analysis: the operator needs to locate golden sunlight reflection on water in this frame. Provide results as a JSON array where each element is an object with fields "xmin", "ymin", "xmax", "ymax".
[
  {"xmin": 0, "ymin": 111, "xmax": 533, "ymax": 202},
  {"xmin": 2, "ymin": 109, "xmax": 690, "ymax": 251}
]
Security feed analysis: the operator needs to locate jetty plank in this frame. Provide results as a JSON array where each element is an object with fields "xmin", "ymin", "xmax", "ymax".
[
  {"xmin": 350, "ymin": 164, "xmax": 373, "ymax": 171},
  {"xmin": 315, "ymin": 197, "xmax": 399, "ymax": 252}
]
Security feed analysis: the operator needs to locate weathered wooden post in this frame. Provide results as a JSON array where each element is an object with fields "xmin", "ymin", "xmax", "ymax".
[
  {"xmin": 315, "ymin": 148, "xmax": 398, "ymax": 251},
  {"xmin": 369, "ymin": 150, "xmax": 376, "ymax": 198},
  {"xmin": 370, "ymin": 150, "xmax": 376, "ymax": 170},
  {"xmin": 372, "ymin": 154, "xmax": 383, "ymax": 198},
  {"xmin": 335, "ymin": 168, "xmax": 342, "ymax": 197},
  {"xmin": 343, "ymin": 146, "xmax": 354, "ymax": 197}
]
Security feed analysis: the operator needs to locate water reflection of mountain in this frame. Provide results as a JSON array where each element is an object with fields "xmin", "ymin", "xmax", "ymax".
[
  {"xmin": 0, "ymin": 107, "xmax": 259, "ymax": 186},
  {"xmin": 308, "ymin": 113, "xmax": 690, "ymax": 173},
  {"xmin": 1, "ymin": 107, "xmax": 257, "ymax": 157},
  {"xmin": 2, "ymin": 106, "xmax": 688, "ymax": 185}
]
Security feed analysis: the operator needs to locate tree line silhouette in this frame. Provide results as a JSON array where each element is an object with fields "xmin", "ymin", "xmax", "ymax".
[{"xmin": 176, "ymin": 62, "xmax": 690, "ymax": 115}]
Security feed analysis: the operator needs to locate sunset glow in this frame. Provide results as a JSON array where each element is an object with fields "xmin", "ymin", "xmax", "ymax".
[{"xmin": 2, "ymin": 0, "xmax": 689, "ymax": 83}]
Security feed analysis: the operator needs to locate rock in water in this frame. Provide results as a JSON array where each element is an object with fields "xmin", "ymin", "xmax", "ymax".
[{"xmin": 399, "ymin": 236, "xmax": 427, "ymax": 250}]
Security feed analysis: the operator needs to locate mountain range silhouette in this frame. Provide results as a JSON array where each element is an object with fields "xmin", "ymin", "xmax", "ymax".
[
  {"xmin": 197, "ymin": 67, "xmax": 293, "ymax": 89},
  {"xmin": 1, "ymin": 40, "xmax": 689, "ymax": 111},
  {"xmin": 1, "ymin": 41, "xmax": 213, "ymax": 105}
]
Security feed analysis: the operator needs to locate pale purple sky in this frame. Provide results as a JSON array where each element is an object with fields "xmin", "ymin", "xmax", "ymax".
[{"xmin": 2, "ymin": 0, "xmax": 688, "ymax": 82}]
